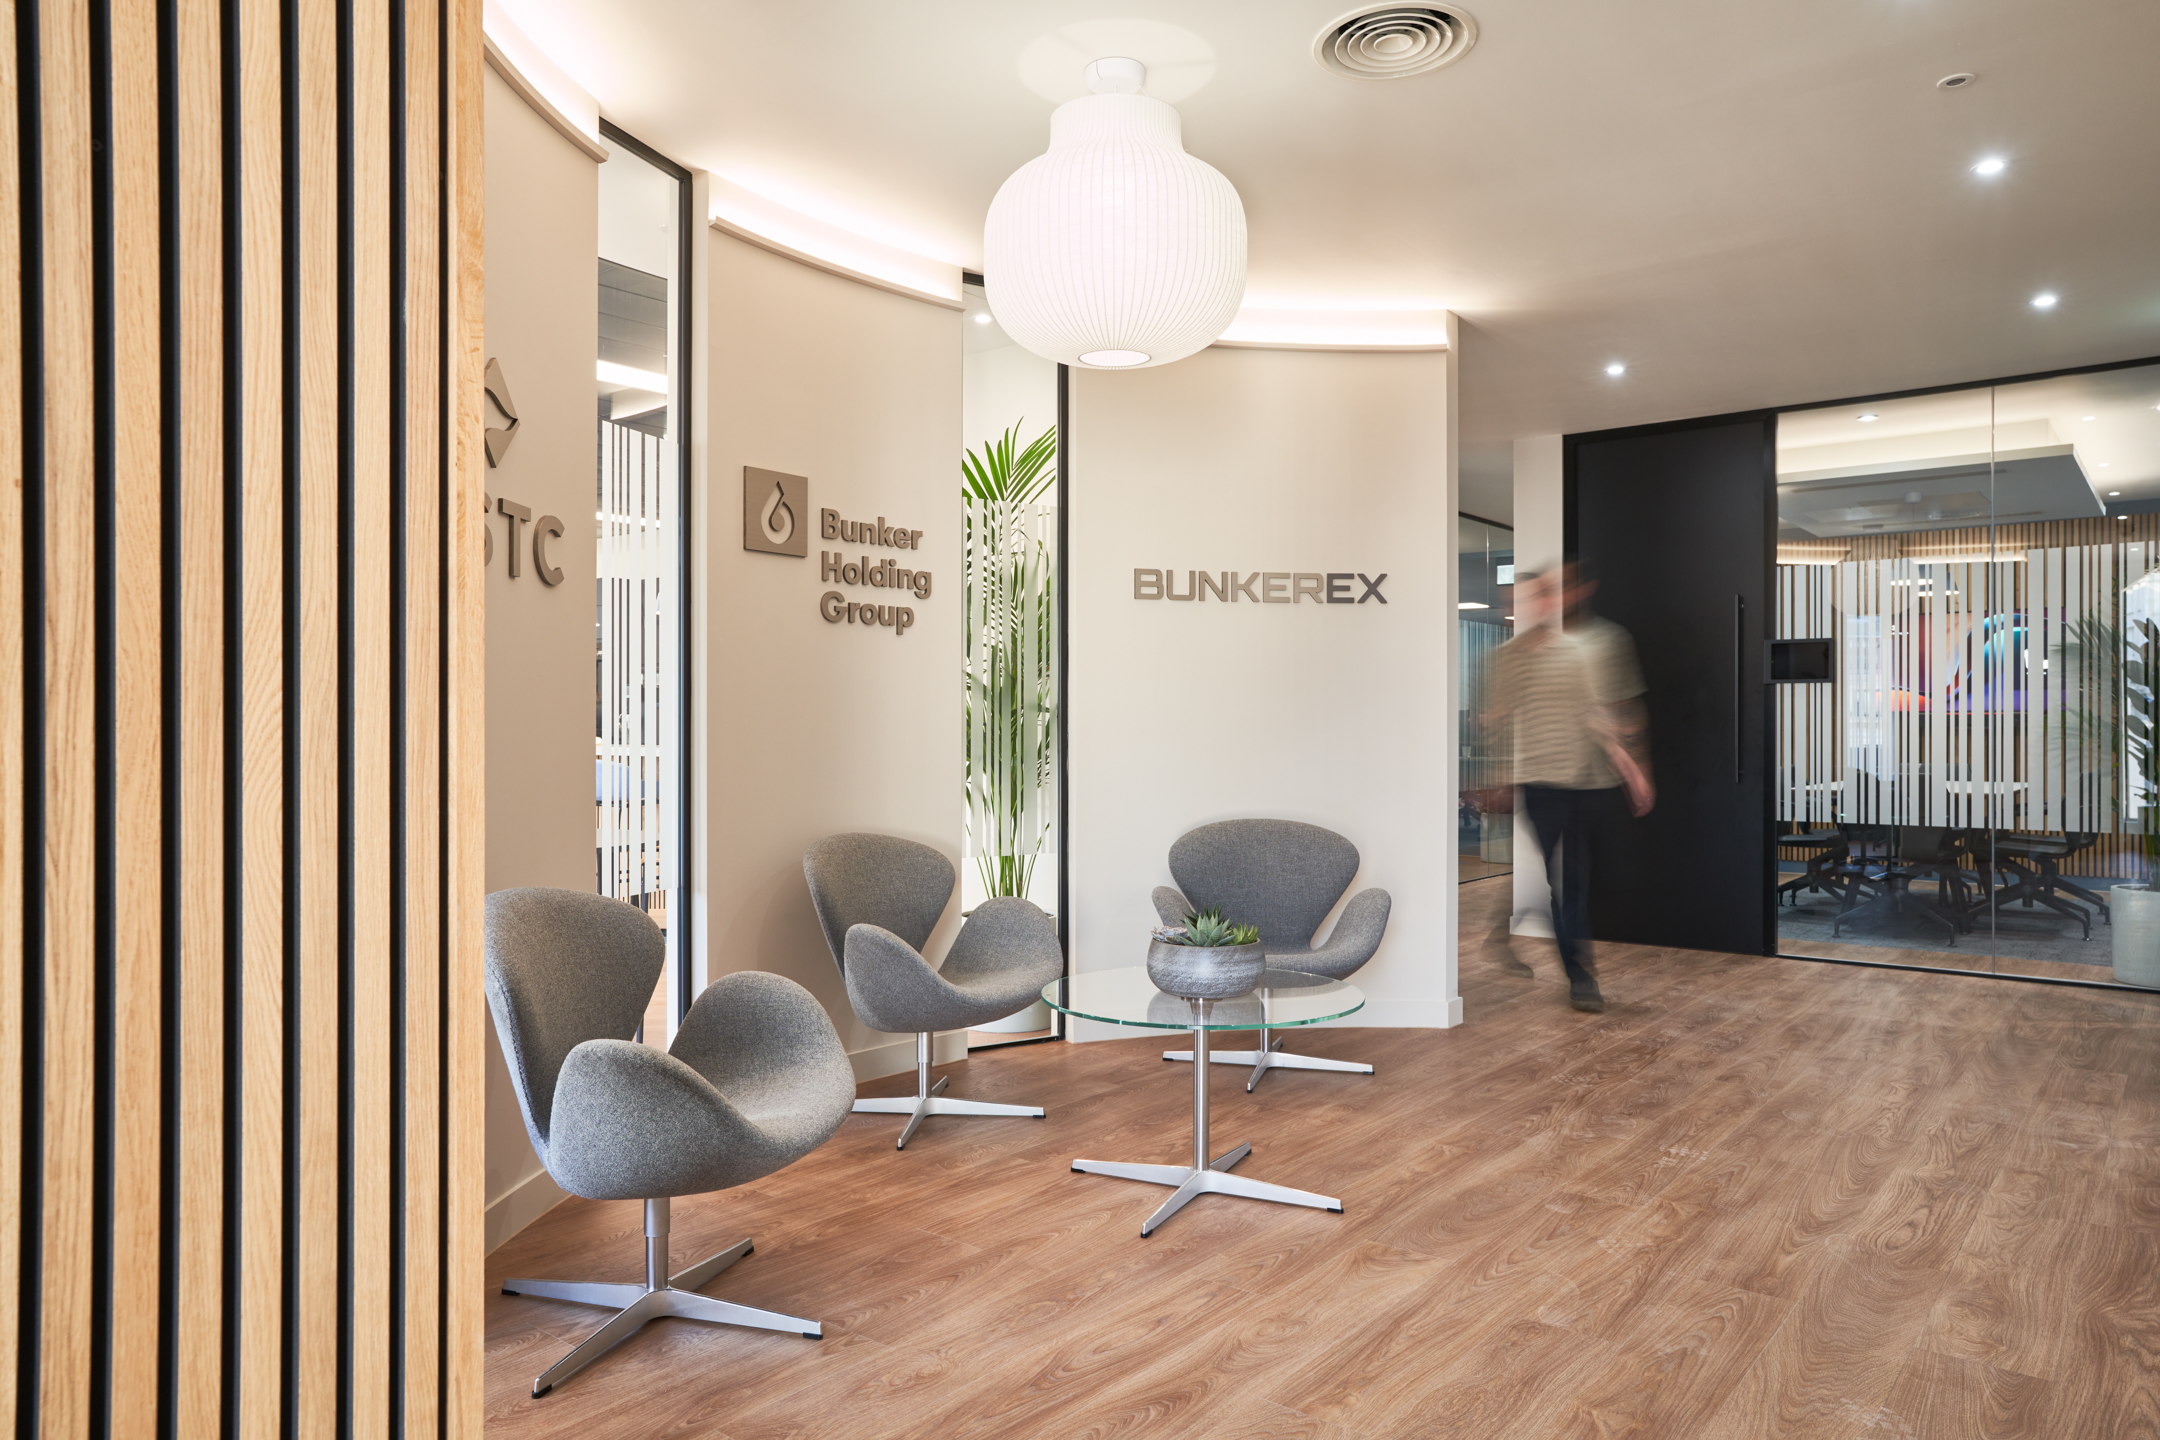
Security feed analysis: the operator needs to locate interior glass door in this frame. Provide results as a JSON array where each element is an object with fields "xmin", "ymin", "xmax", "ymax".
[{"xmin": 1458, "ymin": 516, "xmax": 1514, "ymax": 883}]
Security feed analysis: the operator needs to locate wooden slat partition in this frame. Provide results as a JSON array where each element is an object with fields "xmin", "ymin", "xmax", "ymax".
[{"xmin": 5, "ymin": 0, "xmax": 485, "ymax": 1435}]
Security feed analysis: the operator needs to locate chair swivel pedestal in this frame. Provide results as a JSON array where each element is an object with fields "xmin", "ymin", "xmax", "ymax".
[
  {"xmin": 486, "ymin": 888, "xmax": 856, "ymax": 1398},
  {"xmin": 504, "ymin": 1196, "xmax": 817, "ymax": 1397},
  {"xmin": 1159, "ymin": 989, "xmax": 1374, "ymax": 1092},
  {"xmin": 1151, "ymin": 819, "xmax": 1391, "ymax": 1092},
  {"xmin": 805, "ymin": 833, "xmax": 1064, "ymax": 1150},
  {"xmin": 848, "ymin": 1029, "xmax": 1044, "ymax": 1148}
]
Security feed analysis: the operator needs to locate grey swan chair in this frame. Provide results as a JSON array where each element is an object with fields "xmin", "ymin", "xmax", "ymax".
[
  {"xmin": 1151, "ymin": 818, "xmax": 1392, "ymax": 1091},
  {"xmin": 486, "ymin": 887, "xmax": 856, "ymax": 1397},
  {"xmin": 803, "ymin": 833, "xmax": 1063, "ymax": 1148}
]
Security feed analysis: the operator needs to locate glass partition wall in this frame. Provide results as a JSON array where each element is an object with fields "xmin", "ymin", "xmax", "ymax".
[
  {"xmin": 1459, "ymin": 517, "xmax": 1514, "ymax": 882},
  {"xmin": 1774, "ymin": 361, "xmax": 2160, "ymax": 989},
  {"xmin": 595, "ymin": 133, "xmax": 690, "ymax": 1042},
  {"xmin": 961, "ymin": 279, "xmax": 1063, "ymax": 1043}
]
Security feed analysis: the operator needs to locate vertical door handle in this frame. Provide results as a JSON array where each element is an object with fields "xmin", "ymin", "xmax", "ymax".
[{"xmin": 1734, "ymin": 595, "xmax": 1745, "ymax": 783}]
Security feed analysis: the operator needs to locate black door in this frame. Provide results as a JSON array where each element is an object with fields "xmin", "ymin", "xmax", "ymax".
[{"xmin": 1566, "ymin": 414, "xmax": 1775, "ymax": 956}]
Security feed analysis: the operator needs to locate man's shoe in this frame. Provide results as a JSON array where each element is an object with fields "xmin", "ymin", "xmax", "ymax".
[
  {"xmin": 1570, "ymin": 986, "xmax": 1606, "ymax": 1013},
  {"xmin": 1494, "ymin": 950, "xmax": 1534, "ymax": 978}
]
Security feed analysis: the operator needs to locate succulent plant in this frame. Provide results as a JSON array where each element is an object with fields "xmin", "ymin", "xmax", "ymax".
[{"xmin": 1154, "ymin": 906, "xmax": 1259, "ymax": 948}]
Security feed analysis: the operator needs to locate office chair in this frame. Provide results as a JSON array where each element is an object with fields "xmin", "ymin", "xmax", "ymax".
[
  {"xmin": 803, "ymin": 833, "xmax": 1064, "ymax": 1148},
  {"xmin": 486, "ymin": 887, "xmax": 856, "ymax": 1397},
  {"xmin": 1151, "ymin": 818, "xmax": 1391, "ymax": 1092}
]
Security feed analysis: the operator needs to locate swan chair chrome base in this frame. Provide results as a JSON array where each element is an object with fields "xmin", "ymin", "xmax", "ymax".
[
  {"xmin": 503, "ymin": 1197, "xmax": 821, "ymax": 1398},
  {"xmin": 803, "ymin": 834, "xmax": 1065, "ymax": 1152},
  {"xmin": 851, "ymin": 1030, "xmax": 1045, "ymax": 1149},
  {"xmin": 1161, "ymin": 1023, "xmax": 1376, "ymax": 1092},
  {"xmin": 1151, "ymin": 818, "xmax": 1393, "ymax": 1092}
]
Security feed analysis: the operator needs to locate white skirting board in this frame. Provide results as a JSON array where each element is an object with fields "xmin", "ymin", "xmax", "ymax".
[{"xmin": 486, "ymin": 1165, "xmax": 571, "ymax": 1254}]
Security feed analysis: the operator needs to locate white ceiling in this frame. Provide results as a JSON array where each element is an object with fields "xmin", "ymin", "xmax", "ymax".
[{"xmin": 505, "ymin": 0, "xmax": 2160, "ymax": 520}]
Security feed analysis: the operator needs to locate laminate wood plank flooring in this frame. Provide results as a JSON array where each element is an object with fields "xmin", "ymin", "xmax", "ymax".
[{"xmin": 484, "ymin": 880, "xmax": 2160, "ymax": 1438}]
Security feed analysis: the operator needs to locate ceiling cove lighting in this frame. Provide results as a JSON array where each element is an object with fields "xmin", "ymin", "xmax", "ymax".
[
  {"xmin": 1971, "ymin": 156, "xmax": 2006, "ymax": 177},
  {"xmin": 2031, "ymin": 292, "xmax": 2059, "ymax": 309},
  {"xmin": 1604, "ymin": 362, "xmax": 1626, "ymax": 377},
  {"xmin": 984, "ymin": 56, "xmax": 1247, "ymax": 370}
]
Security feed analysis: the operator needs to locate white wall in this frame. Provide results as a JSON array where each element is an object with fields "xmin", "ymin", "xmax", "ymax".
[
  {"xmin": 701, "ymin": 229, "xmax": 969, "ymax": 1079},
  {"xmin": 1069, "ymin": 343, "xmax": 1460, "ymax": 1034},
  {"xmin": 1509, "ymin": 432, "xmax": 1563, "ymax": 939},
  {"xmin": 481, "ymin": 64, "xmax": 600, "ymax": 1248}
]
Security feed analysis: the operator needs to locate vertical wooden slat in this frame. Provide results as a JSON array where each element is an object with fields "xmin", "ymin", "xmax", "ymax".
[
  {"xmin": 399, "ymin": 0, "xmax": 442, "ymax": 1429},
  {"xmin": 108, "ymin": 0, "xmax": 165, "ymax": 1429},
  {"xmin": 236, "ymin": 0, "xmax": 284, "ymax": 1426},
  {"xmin": 38, "ymin": 0, "xmax": 100, "ymax": 1431},
  {"xmin": 0, "ymin": 0, "xmax": 24, "ymax": 1428},
  {"xmin": 347, "ymin": 0, "xmax": 392, "ymax": 1428},
  {"xmin": 35, "ymin": 2, "xmax": 98, "ymax": 1433},
  {"xmin": 443, "ymin": 0, "xmax": 486, "ymax": 1427},
  {"xmin": 173, "ymin": 0, "xmax": 225, "ymax": 1430},
  {"xmin": 293, "ymin": 0, "xmax": 338, "ymax": 1434}
]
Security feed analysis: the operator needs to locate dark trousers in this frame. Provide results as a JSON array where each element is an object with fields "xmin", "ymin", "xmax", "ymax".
[{"xmin": 1521, "ymin": 784, "xmax": 1617, "ymax": 991}]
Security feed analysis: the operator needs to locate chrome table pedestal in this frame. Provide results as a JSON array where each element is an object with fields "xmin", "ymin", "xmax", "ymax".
[{"xmin": 1071, "ymin": 997, "xmax": 1342, "ymax": 1236}]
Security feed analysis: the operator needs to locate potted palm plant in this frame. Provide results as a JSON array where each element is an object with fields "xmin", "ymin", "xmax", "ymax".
[
  {"xmin": 964, "ymin": 422, "xmax": 1059, "ymax": 1028},
  {"xmin": 1148, "ymin": 908, "xmax": 1266, "ymax": 999}
]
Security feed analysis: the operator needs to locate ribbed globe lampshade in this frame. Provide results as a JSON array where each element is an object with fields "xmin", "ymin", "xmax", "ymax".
[{"xmin": 984, "ymin": 91, "xmax": 1246, "ymax": 370}]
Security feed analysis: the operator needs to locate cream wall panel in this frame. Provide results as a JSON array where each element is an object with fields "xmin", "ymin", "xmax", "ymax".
[
  {"xmin": 1070, "ymin": 346, "xmax": 1459, "ymax": 1030},
  {"xmin": 703, "ymin": 230, "xmax": 965, "ymax": 1070},
  {"xmin": 480, "ymin": 63, "xmax": 600, "ymax": 1242}
]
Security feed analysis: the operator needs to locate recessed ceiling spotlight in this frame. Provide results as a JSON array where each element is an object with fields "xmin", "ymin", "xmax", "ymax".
[
  {"xmin": 2083, "ymin": 415, "xmax": 2097, "ymax": 421},
  {"xmin": 1857, "ymin": 413, "xmax": 1880, "ymax": 422},
  {"xmin": 2031, "ymin": 292, "xmax": 2059, "ymax": 309},
  {"xmin": 2101, "ymin": 463, "xmax": 2111, "ymax": 467},
  {"xmin": 2111, "ymin": 491, "xmax": 2122, "ymax": 497},
  {"xmin": 1458, "ymin": 601, "xmax": 1490, "ymax": 610},
  {"xmin": 972, "ymin": 312, "xmax": 993, "ymax": 325},
  {"xmin": 1605, "ymin": 362, "xmax": 1626, "ymax": 377},
  {"xmin": 1972, "ymin": 156, "xmax": 2006, "ymax": 177},
  {"xmin": 1937, "ymin": 72, "xmax": 1976, "ymax": 89}
]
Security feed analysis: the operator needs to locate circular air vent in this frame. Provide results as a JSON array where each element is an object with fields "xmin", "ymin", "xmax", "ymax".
[{"xmin": 1314, "ymin": 5, "xmax": 1478, "ymax": 80}]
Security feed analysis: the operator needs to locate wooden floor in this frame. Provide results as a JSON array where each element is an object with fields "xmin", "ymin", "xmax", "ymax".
[{"xmin": 485, "ymin": 882, "xmax": 2160, "ymax": 1439}]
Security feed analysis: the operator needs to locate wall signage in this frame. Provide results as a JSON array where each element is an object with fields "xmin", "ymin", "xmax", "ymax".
[
  {"xmin": 481, "ymin": 489, "xmax": 565, "ymax": 585},
  {"xmin": 819, "ymin": 507, "xmax": 931, "ymax": 637},
  {"xmin": 483, "ymin": 357, "xmax": 520, "ymax": 468},
  {"xmin": 743, "ymin": 466, "xmax": 809, "ymax": 557},
  {"xmin": 1132, "ymin": 569, "xmax": 1387, "ymax": 604}
]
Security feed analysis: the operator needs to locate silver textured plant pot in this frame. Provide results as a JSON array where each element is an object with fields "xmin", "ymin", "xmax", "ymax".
[
  {"xmin": 2113, "ymin": 884, "xmax": 2160, "ymax": 988},
  {"xmin": 1146, "ymin": 938, "xmax": 1265, "ymax": 1000}
]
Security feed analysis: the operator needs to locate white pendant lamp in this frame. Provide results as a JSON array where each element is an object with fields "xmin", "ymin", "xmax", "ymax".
[{"xmin": 984, "ymin": 56, "xmax": 1246, "ymax": 370}]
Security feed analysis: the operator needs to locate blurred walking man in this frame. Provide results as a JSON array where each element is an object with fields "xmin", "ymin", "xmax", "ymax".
[{"xmin": 1483, "ymin": 561, "xmax": 1653, "ymax": 1012}]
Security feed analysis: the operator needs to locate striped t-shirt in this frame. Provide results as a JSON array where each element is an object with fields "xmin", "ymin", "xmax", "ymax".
[{"xmin": 1487, "ymin": 617, "xmax": 1646, "ymax": 790}]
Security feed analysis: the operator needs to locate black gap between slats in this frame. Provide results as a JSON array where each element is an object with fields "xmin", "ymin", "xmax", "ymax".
[
  {"xmin": 333, "ymin": 2, "xmax": 356, "ymax": 1436},
  {"xmin": 88, "ymin": 0, "xmax": 120, "ymax": 1429},
  {"xmin": 218, "ymin": 0, "xmax": 246, "ymax": 1431},
  {"xmin": 387, "ymin": 0, "xmax": 408, "ymax": 1432},
  {"xmin": 430, "ymin": 4, "xmax": 450, "ymax": 1429},
  {"xmin": 278, "ymin": 0, "xmax": 304, "ymax": 1430},
  {"xmin": 15, "ymin": 0, "xmax": 48, "ymax": 1431},
  {"xmin": 155, "ymin": 0, "xmax": 185, "ymax": 1429}
]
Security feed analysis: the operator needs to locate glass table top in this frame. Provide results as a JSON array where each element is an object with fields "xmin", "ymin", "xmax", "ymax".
[{"xmin": 1042, "ymin": 966, "xmax": 1364, "ymax": 1031}]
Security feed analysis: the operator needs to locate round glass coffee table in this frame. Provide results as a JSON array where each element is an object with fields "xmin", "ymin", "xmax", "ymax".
[{"xmin": 1041, "ymin": 967, "xmax": 1364, "ymax": 1236}]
